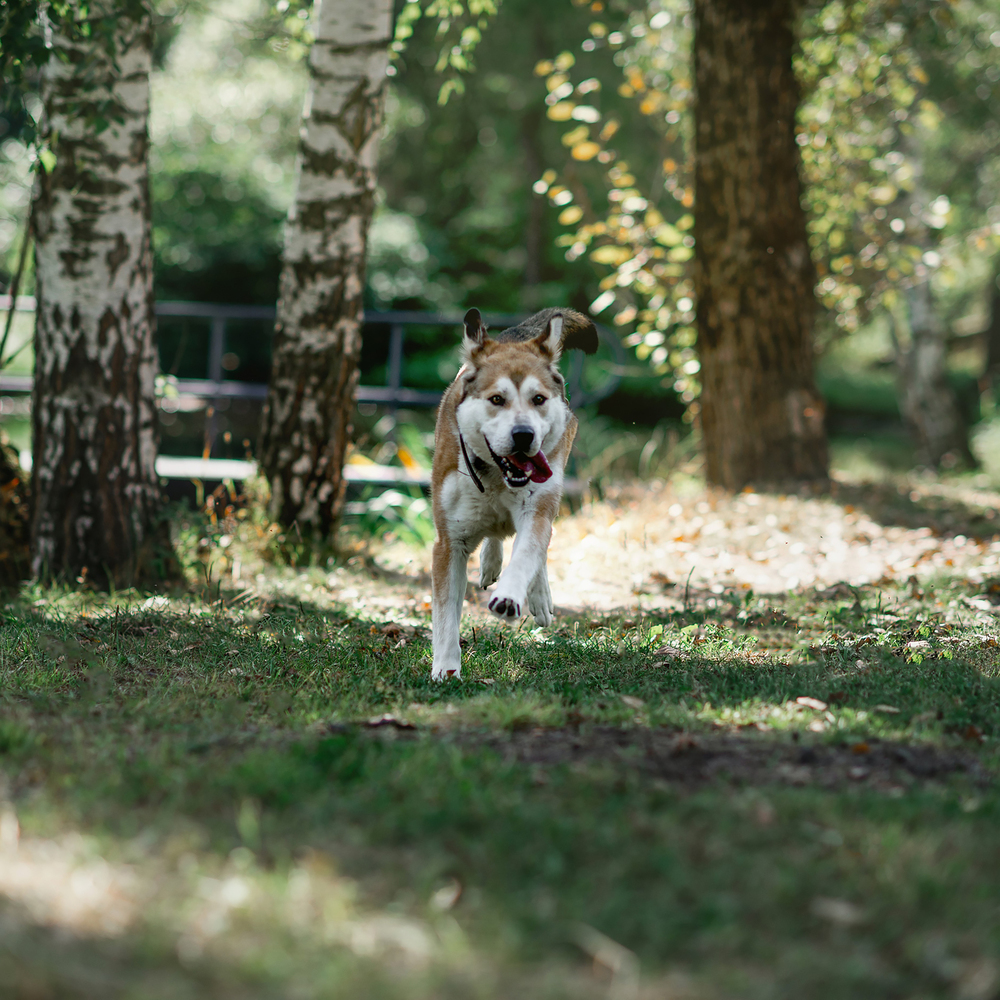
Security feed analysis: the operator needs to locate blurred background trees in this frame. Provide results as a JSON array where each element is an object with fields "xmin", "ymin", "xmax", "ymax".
[{"xmin": 3, "ymin": 0, "xmax": 1000, "ymax": 552}]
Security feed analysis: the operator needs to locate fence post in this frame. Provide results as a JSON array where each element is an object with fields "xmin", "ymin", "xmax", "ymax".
[
  {"xmin": 204, "ymin": 315, "xmax": 226, "ymax": 457},
  {"xmin": 386, "ymin": 322, "xmax": 405, "ymax": 441}
]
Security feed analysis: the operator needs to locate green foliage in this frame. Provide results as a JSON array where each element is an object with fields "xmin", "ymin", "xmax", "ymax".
[
  {"xmin": 392, "ymin": 0, "xmax": 501, "ymax": 105},
  {"xmin": 147, "ymin": 0, "xmax": 307, "ymax": 303},
  {"xmin": 530, "ymin": 0, "xmax": 1000, "ymax": 418},
  {"xmin": 0, "ymin": 0, "xmax": 153, "ymax": 146}
]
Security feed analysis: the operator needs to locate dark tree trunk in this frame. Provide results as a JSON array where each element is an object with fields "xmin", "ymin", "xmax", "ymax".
[
  {"xmin": 257, "ymin": 0, "xmax": 394, "ymax": 536},
  {"xmin": 31, "ymin": 2, "xmax": 170, "ymax": 589},
  {"xmin": 0, "ymin": 431, "xmax": 30, "ymax": 586},
  {"xmin": 693, "ymin": 0, "xmax": 828, "ymax": 490}
]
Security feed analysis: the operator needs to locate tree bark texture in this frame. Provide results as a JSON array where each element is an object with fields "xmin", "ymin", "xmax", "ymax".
[
  {"xmin": 31, "ymin": 4, "xmax": 168, "ymax": 588},
  {"xmin": 985, "ymin": 278, "xmax": 1000, "ymax": 384},
  {"xmin": 258, "ymin": 0, "xmax": 394, "ymax": 535},
  {"xmin": 0, "ymin": 431, "xmax": 30, "ymax": 586},
  {"xmin": 693, "ymin": 0, "xmax": 828, "ymax": 490},
  {"xmin": 897, "ymin": 281, "xmax": 973, "ymax": 468}
]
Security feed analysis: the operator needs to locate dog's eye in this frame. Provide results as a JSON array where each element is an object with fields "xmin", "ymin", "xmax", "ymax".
[
  {"xmin": 489, "ymin": 394, "xmax": 505, "ymax": 406},
  {"xmin": 532, "ymin": 394, "xmax": 547, "ymax": 406}
]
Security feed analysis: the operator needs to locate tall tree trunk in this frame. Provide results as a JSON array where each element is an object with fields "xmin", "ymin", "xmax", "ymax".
[
  {"xmin": 896, "ymin": 281, "xmax": 974, "ymax": 468},
  {"xmin": 258, "ymin": 0, "xmax": 394, "ymax": 536},
  {"xmin": 692, "ymin": 0, "xmax": 828, "ymax": 490},
  {"xmin": 31, "ymin": 2, "xmax": 169, "ymax": 589},
  {"xmin": 0, "ymin": 430, "xmax": 30, "ymax": 586},
  {"xmin": 985, "ymin": 278, "xmax": 1000, "ymax": 384}
]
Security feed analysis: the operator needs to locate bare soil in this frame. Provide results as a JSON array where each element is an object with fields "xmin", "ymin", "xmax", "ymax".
[
  {"xmin": 456, "ymin": 726, "xmax": 989, "ymax": 793},
  {"xmin": 362, "ymin": 473, "xmax": 1000, "ymax": 621}
]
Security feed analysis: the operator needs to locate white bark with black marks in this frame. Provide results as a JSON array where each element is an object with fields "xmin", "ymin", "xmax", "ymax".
[
  {"xmin": 31, "ymin": 3, "xmax": 167, "ymax": 588},
  {"xmin": 258, "ymin": 0, "xmax": 394, "ymax": 535}
]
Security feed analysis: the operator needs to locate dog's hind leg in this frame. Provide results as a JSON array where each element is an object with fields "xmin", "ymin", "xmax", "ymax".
[
  {"xmin": 479, "ymin": 537, "xmax": 503, "ymax": 589},
  {"xmin": 527, "ymin": 564, "xmax": 553, "ymax": 627},
  {"xmin": 432, "ymin": 535, "xmax": 471, "ymax": 680}
]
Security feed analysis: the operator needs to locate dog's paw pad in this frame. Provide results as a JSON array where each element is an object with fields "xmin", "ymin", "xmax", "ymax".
[{"xmin": 489, "ymin": 596, "xmax": 521, "ymax": 620}]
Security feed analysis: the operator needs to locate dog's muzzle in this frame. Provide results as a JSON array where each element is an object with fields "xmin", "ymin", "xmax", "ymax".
[{"xmin": 484, "ymin": 436, "xmax": 553, "ymax": 488}]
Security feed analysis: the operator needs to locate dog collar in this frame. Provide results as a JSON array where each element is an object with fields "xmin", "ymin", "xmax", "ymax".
[{"xmin": 459, "ymin": 432, "xmax": 487, "ymax": 493}]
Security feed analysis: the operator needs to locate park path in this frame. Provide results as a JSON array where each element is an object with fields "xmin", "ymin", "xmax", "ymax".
[{"xmin": 353, "ymin": 474, "xmax": 1000, "ymax": 621}]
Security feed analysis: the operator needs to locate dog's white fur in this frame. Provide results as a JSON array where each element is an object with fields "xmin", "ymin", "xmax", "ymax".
[{"xmin": 430, "ymin": 308, "xmax": 596, "ymax": 680}]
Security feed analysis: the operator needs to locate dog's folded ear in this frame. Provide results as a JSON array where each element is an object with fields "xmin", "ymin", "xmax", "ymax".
[
  {"xmin": 463, "ymin": 308, "xmax": 486, "ymax": 348},
  {"xmin": 532, "ymin": 308, "xmax": 600, "ymax": 359},
  {"xmin": 561, "ymin": 309, "xmax": 600, "ymax": 355}
]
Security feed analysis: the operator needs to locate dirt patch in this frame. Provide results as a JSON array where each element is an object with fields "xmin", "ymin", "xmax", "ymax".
[
  {"xmin": 446, "ymin": 726, "xmax": 991, "ymax": 793},
  {"xmin": 365, "ymin": 474, "xmax": 1000, "ymax": 617}
]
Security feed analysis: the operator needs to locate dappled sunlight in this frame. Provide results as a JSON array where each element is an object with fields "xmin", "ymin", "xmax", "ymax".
[
  {"xmin": 0, "ymin": 810, "xmax": 139, "ymax": 938},
  {"xmin": 0, "ymin": 799, "xmax": 480, "ymax": 996}
]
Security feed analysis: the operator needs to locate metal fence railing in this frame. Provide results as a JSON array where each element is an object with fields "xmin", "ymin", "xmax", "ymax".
[{"xmin": 0, "ymin": 296, "xmax": 625, "ymax": 485}]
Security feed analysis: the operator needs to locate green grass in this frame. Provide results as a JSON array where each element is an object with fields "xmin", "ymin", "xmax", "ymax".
[{"xmin": 2, "ymin": 572, "xmax": 1000, "ymax": 999}]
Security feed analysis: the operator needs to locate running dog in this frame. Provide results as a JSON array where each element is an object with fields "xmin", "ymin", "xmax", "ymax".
[{"xmin": 430, "ymin": 307, "xmax": 598, "ymax": 679}]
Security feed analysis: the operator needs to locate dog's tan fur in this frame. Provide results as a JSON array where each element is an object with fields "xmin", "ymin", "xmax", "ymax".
[{"xmin": 430, "ymin": 308, "xmax": 597, "ymax": 679}]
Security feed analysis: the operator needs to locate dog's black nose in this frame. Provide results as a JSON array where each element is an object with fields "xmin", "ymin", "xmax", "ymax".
[{"xmin": 511, "ymin": 426, "xmax": 534, "ymax": 453}]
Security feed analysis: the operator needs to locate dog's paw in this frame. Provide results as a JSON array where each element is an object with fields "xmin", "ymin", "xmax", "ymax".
[
  {"xmin": 488, "ymin": 594, "xmax": 522, "ymax": 621},
  {"xmin": 528, "ymin": 596, "xmax": 553, "ymax": 627},
  {"xmin": 431, "ymin": 661, "xmax": 462, "ymax": 681},
  {"xmin": 479, "ymin": 538, "xmax": 503, "ymax": 589},
  {"xmin": 527, "ymin": 575, "xmax": 553, "ymax": 626}
]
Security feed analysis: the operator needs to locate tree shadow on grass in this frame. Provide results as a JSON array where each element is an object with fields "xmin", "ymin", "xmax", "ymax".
[{"xmin": 829, "ymin": 479, "xmax": 1000, "ymax": 540}]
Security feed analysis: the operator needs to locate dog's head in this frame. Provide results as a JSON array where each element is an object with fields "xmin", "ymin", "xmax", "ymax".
[{"xmin": 455, "ymin": 307, "xmax": 597, "ymax": 489}]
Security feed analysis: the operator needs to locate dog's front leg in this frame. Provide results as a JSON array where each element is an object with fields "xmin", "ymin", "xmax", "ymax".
[
  {"xmin": 432, "ymin": 534, "xmax": 470, "ymax": 679},
  {"xmin": 527, "ymin": 563, "xmax": 553, "ymax": 627},
  {"xmin": 488, "ymin": 506, "xmax": 554, "ymax": 623}
]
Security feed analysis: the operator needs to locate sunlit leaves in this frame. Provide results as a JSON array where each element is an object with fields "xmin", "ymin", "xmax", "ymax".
[
  {"xmin": 391, "ymin": 0, "xmax": 499, "ymax": 104},
  {"xmin": 533, "ymin": 0, "xmax": 1000, "ymax": 413},
  {"xmin": 590, "ymin": 245, "xmax": 632, "ymax": 266}
]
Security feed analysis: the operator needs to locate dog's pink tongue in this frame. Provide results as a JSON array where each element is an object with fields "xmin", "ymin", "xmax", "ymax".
[{"xmin": 509, "ymin": 450, "xmax": 553, "ymax": 483}]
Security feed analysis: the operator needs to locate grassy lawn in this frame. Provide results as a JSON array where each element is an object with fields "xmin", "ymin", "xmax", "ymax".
[{"xmin": 2, "ymin": 529, "xmax": 1000, "ymax": 998}]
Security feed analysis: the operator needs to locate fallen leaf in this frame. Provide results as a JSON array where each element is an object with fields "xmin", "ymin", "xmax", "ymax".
[
  {"xmin": 652, "ymin": 644, "xmax": 685, "ymax": 660},
  {"xmin": 621, "ymin": 695, "xmax": 645, "ymax": 710},
  {"xmin": 431, "ymin": 878, "xmax": 462, "ymax": 911},
  {"xmin": 962, "ymin": 724, "xmax": 985, "ymax": 743},
  {"xmin": 365, "ymin": 714, "xmax": 417, "ymax": 730},
  {"xmin": 753, "ymin": 800, "xmax": 775, "ymax": 826},
  {"xmin": 874, "ymin": 704, "xmax": 901, "ymax": 714},
  {"xmin": 811, "ymin": 896, "xmax": 864, "ymax": 926},
  {"xmin": 851, "ymin": 742, "xmax": 870, "ymax": 754},
  {"xmin": 796, "ymin": 696, "xmax": 828, "ymax": 711}
]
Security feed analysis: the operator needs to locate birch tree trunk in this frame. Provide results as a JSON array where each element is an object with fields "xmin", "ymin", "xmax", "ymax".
[
  {"xmin": 31, "ymin": 3, "xmax": 169, "ymax": 588},
  {"xmin": 258, "ymin": 0, "xmax": 394, "ymax": 536},
  {"xmin": 693, "ymin": 0, "xmax": 829, "ymax": 490}
]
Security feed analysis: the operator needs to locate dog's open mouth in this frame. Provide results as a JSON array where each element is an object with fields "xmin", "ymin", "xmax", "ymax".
[{"xmin": 485, "ymin": 438, "xmax": 553, "ymax": 487}]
